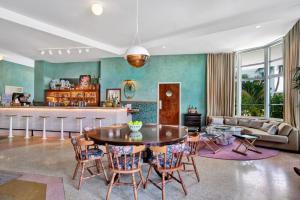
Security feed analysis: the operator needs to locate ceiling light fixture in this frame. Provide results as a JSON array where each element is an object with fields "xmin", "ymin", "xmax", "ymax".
[
  {"xmin": 124, "ymin": 0, "xmax": 150, "ymax": 68},
  {"xmin": 78, "ymin": 49, "xmax": 82, "ymax": 54},
  {"xmin": 162, "ymin": 45, "xmax": 166, "ymax": 49},
  {"xmin": 91, "ymin": 3, "xmax": 103, "ymax": 16},
  {"xmin": 48, "ymin": 50, "xmax": 53, "ymax": 55},
  {"xmin": 256, "ymin": 25, "xmax": 262, "ymax": 29},
  {"xmin": 67, "ymin": 49, "xmax": 71, "ymax": 54},
  {"xmin": 85, "ymin": 48, "xmax": 90, "ymax": 53},
  {"xmin": 40, "ymin": 50, "xmax": 45, "ymax": 55},
  {"xmin": 58, "ymin": 50, "xmax": 62, "ymax": 55}
]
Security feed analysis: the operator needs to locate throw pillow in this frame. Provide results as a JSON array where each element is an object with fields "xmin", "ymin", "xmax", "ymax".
[
  {"xmin": 211, "ymin": 117, "xmax": 224, "ymax": 125},
  {"xmin": 269, "ymin": 120, "xmax": 281, "ymax": 127},
  {"xmin": 267, "ymin": 125, "xmax": 278, "ymax": 135},
  {"xmin": 278, "ymin": 123, "xmax": 293, "ymax": 136},
  {"xmin": 224, "ymin": 117, "xmax": 238, "ymax": 126},
  {"xmin": 249, "ymin": 120, "xmax": 264, "ymax": 129},
  {"xmin": 238, "ymin": 118, "xmax": 250, "ymax": 127},
  {"xmin": 260, "ymin": 123, "xmax": 273, "ymax": 132}
]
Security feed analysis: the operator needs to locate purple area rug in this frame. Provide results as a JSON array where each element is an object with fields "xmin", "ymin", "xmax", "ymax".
[{"xmin": 199, "ymin": 141, "xmax": 279, "ymax": 160}]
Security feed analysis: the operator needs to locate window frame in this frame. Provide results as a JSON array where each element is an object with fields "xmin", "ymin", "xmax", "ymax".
[{"xmin": 236, "ymin": 39, "xmax": 284, "ymax": 119}]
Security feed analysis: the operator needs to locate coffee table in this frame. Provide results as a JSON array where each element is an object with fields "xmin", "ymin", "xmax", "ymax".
[
  {"xmin": 232, "ymin": 134, "xmax": 262, "ymax": 156},
  {"xmin": 205, "ymin": 126, "xmax": 244, "ymax": 145}
]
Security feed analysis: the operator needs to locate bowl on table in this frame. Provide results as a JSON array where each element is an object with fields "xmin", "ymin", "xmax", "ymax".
[{"xmin": 128, "ymin": 121, "xmax": 143, "ymax": 132}]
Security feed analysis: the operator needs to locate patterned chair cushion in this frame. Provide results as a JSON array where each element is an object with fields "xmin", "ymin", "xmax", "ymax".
[
  {"xmin": 151, "ymin": 143, "xmax": 187, "ymax": 168},
  {"xmin": 81, "ymin": 148, "xmax": 104, "ymax": 159},
  {"xmin": 109, "ymin": 145, "xmax": 133, "ymax": 155},
  {"xmin": 113, "ymin": 156, "xmax": 140, "ymax": 170}
]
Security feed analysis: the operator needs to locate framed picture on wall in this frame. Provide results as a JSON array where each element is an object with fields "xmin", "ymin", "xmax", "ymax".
[
  {"xmin": 79, "ymin": 75, "xmax": 91, "ymax": 88},
  {"xmin": 106, "ymin": 88, "xmax": 121, "ymax": 102}
]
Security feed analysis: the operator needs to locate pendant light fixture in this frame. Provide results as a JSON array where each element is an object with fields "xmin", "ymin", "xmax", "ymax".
[{"xmin": 125, "ymin": 0, "xmax": 150, "ymax": 68}]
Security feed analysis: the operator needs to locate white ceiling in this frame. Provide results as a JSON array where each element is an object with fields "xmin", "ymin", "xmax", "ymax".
[{"xmin": 0, "ymin": 0, "xmax": 299, "ymax": 64}]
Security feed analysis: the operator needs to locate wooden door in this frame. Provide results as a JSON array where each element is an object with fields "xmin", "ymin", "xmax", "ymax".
[{"xmin": 159, "ymin": 83, "xmax": 180, "ymax": 125}]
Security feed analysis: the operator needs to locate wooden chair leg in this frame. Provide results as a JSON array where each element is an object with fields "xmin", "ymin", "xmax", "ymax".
[
  {"xmin": 191, "ymin": 157, "xmax": 200, "ymax": 182},
  {"xmin": 78, "ymin": 163, "xmax": 85, "ymax": 190},
  {"xmin": 144, "ymin": 165, "xmax": 153, "ymax": 189},
  {"xmin": 162, "ymin": 172, "xmax": 166, "ymax": 200},
  {"xmin": 99, "ymin": 159, "xmax": 109, "ymax": 183},
  {"xmin": 132, "ymin": 173, "xmax": 138, "ymax": 200},
  {"xmin": 139, "ymin": 169, "xmax": 145, "ymax": 186},
  {"xmin": 72, "ymin": 162, "xmax": 80, "ymax": 180},
  {"xmin": 106, "ymin": 173, "xmax": 116, "ymax": 200},
  {"xmin": 95, "ymin": 160, "xmax": 100, "ymax": 173},
  {"xmin": 177, "ymin": 171, "xmax": 187, "ymax": 196}
]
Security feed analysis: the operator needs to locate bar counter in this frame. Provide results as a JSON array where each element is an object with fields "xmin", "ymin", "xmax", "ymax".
[{"xmin": 0, "ymin": 106, "xmax": 131, "ymax": 133}]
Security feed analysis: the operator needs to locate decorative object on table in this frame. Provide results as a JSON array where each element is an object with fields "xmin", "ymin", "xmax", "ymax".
[
  {"xmin": 128, "ymin": 120, "xmax": 143, "ymax": 132},
  {"xmin": 106, "ymin": 88, "xmax": 121, "ymax": 104},
  {"xmin": 79, "ymin": 75, "xmax": 91, "ymax": 89},
  {"xmin": 129, "ymin": 131, "xmax": 143, "ymax": 140},
  {"xmin": 123, "ymin": 80, "xmax": 136, "ymax": 99},
  {"xmin": 184, "ymin": 113, "xmax": 201, "ymax": 131},
  {"xmin": 124, "ymin": 0, "xmax": 150, "ymax": 68},
  {"xmin": 49, "ymin": 79, "xmax": 60, "ymax": 89},
  {"xmin": 187, "ymin": 105, "xmax": 198, "ymax": 114}
]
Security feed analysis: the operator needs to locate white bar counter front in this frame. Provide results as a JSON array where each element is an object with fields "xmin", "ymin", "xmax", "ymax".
[{"xmin": 0, "ymin": 106, "xmax": 131, "ymax": 132}]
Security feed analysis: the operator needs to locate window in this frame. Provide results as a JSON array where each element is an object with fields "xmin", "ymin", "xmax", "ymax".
[{"xmin": 236, "ymin": 41, "xmax": 284, "ymax": 119}]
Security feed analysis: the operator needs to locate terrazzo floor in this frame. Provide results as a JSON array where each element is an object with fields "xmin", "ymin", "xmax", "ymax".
[{"xmin": 0, "ymin": 136, "xmax": 299, "ymax": 200}]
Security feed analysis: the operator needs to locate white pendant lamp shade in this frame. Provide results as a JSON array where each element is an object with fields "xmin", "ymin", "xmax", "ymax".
[
  {"xmin": 126, "ymin": 46, "xmax": 150, "ymax": 56},
  {"xmin": 125, "ymin": 46, "xmax": 150, "ymax": 68}
]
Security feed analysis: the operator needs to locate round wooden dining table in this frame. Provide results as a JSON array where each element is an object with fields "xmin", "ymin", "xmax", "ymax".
[{"xmin": 87, "ymin": 124, "xmax": 188, "ymax": 146}]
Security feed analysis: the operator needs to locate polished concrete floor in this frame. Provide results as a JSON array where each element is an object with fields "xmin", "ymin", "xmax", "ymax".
[{"xmin": 0, "ymin": 135, "xmax": 299, "ymax": 200}]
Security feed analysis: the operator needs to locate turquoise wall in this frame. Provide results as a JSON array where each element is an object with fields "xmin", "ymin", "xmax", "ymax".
[
  {"xmin": 101, "ymin": 54, "xmax": 207, "ymax": 124},
  {"xmin": 34, "ymin": 61, "xmax": 100, "ymax": 102},
  {"xmin": 0, "ymin": 60, "xmax": 34, "ymax": 98}
]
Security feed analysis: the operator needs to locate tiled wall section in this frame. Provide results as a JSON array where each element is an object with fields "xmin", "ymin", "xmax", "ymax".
[{"xmin": 125, "ymin": 101, "xmax": 157, "ymax": 123}]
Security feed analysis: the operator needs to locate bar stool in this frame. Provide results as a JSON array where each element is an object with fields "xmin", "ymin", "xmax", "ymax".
[
  {"xmin": 95, "ymin": 117, "xmax": 105, "ymax": 128},
  {"xmin": 40, "ymin": 116, "xmax": 50, "ymax": 140},
  {"xmin": 76, "ymin": 117, "xmax": 86, "ymax": 135},
  {"xmin": 6, "ymin": 114, "xmax": 17, "ymax": 138},
  {"xmin": 57, "ymin": 116, "xmax": 67, "ymax": 140},
  {"xmin": 22, "ymin": 116, "xmax": 32, "ymax": 139}
]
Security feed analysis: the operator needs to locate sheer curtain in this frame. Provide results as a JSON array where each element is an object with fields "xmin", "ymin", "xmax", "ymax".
[
  {"xmin": 283, "ymin": 20, "xmax": 300, "ymax": 128},
  {"xmin": 207, "ymin": 53, "xmax": 235, "ymax": 116}
]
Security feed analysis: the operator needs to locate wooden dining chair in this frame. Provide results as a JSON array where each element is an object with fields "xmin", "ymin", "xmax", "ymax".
[
  {"xmin": 106, "ymin": 144, "xmax": 145, "ymax": 200},
  {"xmin": 71, "ymin": 135, "xmax": 108, "ymax": 190},
  {"xmin": 183, "ymin": 133, "xmax": 201, "ymax": 182},
  {"xmin": 145, "ymin": 143, "xmax": 188, "ymax": 200}
]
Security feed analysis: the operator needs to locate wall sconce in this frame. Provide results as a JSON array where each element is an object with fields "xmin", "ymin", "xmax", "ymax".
[{"xmin": 123, "ymin": 80, "xmax": 136, "ymax": 99}]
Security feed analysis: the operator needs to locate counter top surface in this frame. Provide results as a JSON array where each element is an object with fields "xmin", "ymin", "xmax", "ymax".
[{"xmin": 0, "ymin": 106, "xmax": 126, "ymax": 110}]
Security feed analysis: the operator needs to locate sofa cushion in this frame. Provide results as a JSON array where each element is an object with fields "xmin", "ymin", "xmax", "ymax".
[
  {"xmin": 267, "ymin": 125, "xmax": 278, "ymax": 135},
  {"xmin": 249, "ymin": 120, "xmax": 264, "ymax": 129},
  {"xmin": 238, "ymin": 118, "xmax": 250, "ymax": 127},
  {"xmin": 224, "ymin": 117, "xmax": 238, "ymax": 126},
  {"xmin": 260, "ymin": 123, "xmax": 273, "ymax": 132},
  {"xmin": 242, "ymin": 127, "xmax": 288, "ymax": 144},
  {"xmin": 211, "ymin": 117, "xmax": 224, "ymax": 125},
  {"xmin": 278, "ymin": 123, "xmax": 293, "ymax": 136}
]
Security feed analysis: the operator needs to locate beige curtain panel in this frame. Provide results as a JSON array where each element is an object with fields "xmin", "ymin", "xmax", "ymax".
[
  {"xmin": 207, "ymin": 53, "xmax": 235, "ymax": 117},
  {"xmin": 283, "ymin": 20, "xmax": 300, "ymax": 129}
]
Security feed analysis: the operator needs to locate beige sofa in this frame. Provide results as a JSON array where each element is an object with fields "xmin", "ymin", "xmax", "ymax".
[{"xmin": 207, "ymin": 116, "xmax": 299, "ymax": 152}]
